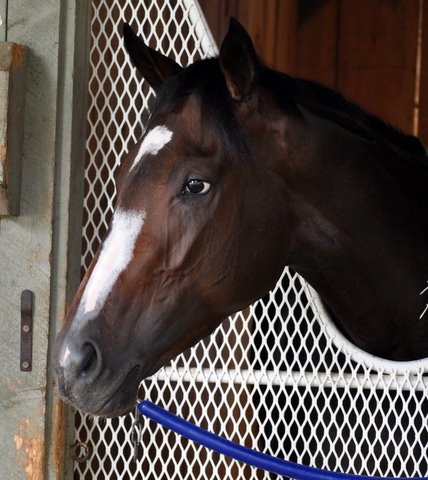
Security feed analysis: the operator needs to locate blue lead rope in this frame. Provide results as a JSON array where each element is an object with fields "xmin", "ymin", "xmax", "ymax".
[{"xmin": 138, "ymin": 401, "xmax": 423, "ymax": 480}]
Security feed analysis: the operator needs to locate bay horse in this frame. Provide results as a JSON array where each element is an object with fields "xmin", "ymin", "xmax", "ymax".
[{"xmin": 54, "ymin": 19, "xmax": 428, "ymax": 417}]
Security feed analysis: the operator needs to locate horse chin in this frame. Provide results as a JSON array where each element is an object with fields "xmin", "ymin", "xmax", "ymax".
[
  {"xmin": 57, "ymin": 364, "xmax": 145, "ymax": 418},
  {"xmin": 96, "ymin": 362, "xmax": 165, "ymax": 417},
  {"xmin": 96, "ymin": 366, "xmax": 143, "ymax": 417}
]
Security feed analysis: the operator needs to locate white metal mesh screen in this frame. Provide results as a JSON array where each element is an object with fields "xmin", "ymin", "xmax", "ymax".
[{"xmin": 75, "ymin": 1, "xmax": 428, "ymax": 478}]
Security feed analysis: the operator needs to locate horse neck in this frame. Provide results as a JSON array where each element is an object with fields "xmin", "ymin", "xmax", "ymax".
[{"xmin": 267, "ymin": 109, "xmax": 428, "ymax": 356}]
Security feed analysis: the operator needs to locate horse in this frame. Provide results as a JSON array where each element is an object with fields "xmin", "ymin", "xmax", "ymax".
[{"xmin": 53, "ymin": 18, "xmax": 428, "ymax": 417}]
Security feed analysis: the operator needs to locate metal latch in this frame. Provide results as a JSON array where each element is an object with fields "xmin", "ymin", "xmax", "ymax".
[{"xmin": 20, "ymin": 289, "xmax": 33, "ymax": 371}]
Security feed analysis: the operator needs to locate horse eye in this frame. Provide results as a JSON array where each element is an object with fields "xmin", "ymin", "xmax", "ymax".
[{"xmin": 183, "ymin": 179, "xmax": 211, "ymax": 195}]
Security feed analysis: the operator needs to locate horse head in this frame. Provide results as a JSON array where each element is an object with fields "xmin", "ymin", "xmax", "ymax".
[{"xmin": 53, "ymin": 19, "xmax": 292, "ymax": 416}]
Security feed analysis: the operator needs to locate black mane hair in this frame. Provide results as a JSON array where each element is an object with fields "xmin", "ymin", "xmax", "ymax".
[
  {"xmin": 150, "ymin": 57, "xmax": 250, "ymax": 162},
  {"xmin": 153, "ymin": 55, "xmax": 427, "ymax": 160},
  {"xmin": 261, "ymin": 67, "xmax": 427, "ymax": 160},
  {"xmin": 261, "ymin": 65, "xmax": 428, "ymax": 219}
]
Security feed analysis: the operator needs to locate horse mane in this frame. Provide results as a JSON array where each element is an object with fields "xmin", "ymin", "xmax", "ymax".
[
  {"xmin": 261, "ymin": 67, "xmax": 427, "ymax": 158},
  {"xmin": 261, "ymin": 67, "xmax": 428, "ymax": 221}
]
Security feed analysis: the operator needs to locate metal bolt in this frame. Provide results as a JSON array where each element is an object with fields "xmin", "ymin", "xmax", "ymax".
[
  {"xmin": 22, "ymin": 324, "xmax": 30, "ymax": 333},
  {"xmin": 21, "ymin": 361, "xmax": 30, "ymax": 369}
]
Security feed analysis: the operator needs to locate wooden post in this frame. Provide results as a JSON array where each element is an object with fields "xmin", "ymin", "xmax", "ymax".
[
  {"xmin": 0, "ymin": 1, "xmax": 90, "ymax": 479},
  {"xmin": 0, "ymin": 42, "xmax": 27, "ymax": 216}
]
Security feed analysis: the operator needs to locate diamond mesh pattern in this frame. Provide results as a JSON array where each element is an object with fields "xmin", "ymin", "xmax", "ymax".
[{"xmin": 75, "ymin": 1, "xmax": 428, "ymax": 478}]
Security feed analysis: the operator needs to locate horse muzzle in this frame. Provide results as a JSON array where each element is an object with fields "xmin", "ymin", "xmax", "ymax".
[{"xmin": 53, "ymin": 332, "xmax": 142, "ymax": 417}]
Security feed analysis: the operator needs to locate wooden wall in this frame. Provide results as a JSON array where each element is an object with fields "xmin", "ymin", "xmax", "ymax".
[
  {"xmin": 198, "ymin": 0, "xmax": 428, "ymax": 143},
  {"xmin": 198, "ymin": 0, "xmax": 297, "ymax": 71}
]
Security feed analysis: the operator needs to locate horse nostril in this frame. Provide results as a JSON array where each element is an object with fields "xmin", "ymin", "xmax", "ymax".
[
  {"xmin": 79, "ymin": 343, "xmax": 99, "ymax": 378},
  {"xmin": 55, "ymin": 336, "xmax": 104, "ymax": 386}
]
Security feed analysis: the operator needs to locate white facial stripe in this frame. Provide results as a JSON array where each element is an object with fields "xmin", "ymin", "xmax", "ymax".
[
  {"xmin": 130, "ymin": 125, "xmax": 173, "ymax": 172},
  {"xmin": 80, "ymin": 208, "xmax": 146, "ymax": 317},
  {"xmin": 62, "ymin": 346, "xmax": 71, "ymax": 365}
]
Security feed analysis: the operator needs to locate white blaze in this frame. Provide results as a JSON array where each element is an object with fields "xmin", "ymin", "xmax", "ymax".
[
  {"xmin": 130, "ymin": 125, "xmax": 173, "ymax": 172},
  {"xmin": 80, "ymin": 208, "xmax": 146, "ymax": 316},
  {"xmin": 62, "ymin": 346, "xmax": 71, "ymax": 364},
  {"xmin": 74, "ymin": 125, "xmax": 173, "ymax": 322}
]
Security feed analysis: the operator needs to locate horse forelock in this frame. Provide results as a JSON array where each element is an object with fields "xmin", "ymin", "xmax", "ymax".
[{"xmin": 150, "ymin": 57, "xmax": 250, "ymax": 163}]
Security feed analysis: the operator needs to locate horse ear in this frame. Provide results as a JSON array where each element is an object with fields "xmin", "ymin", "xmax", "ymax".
[
  {"xmin": 219, "ymin": 18, "xmax": 260, "ymax": 102},
  {"xmin": 123, "ymin": 23, "xmax": 183, "ymax": 92}
]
